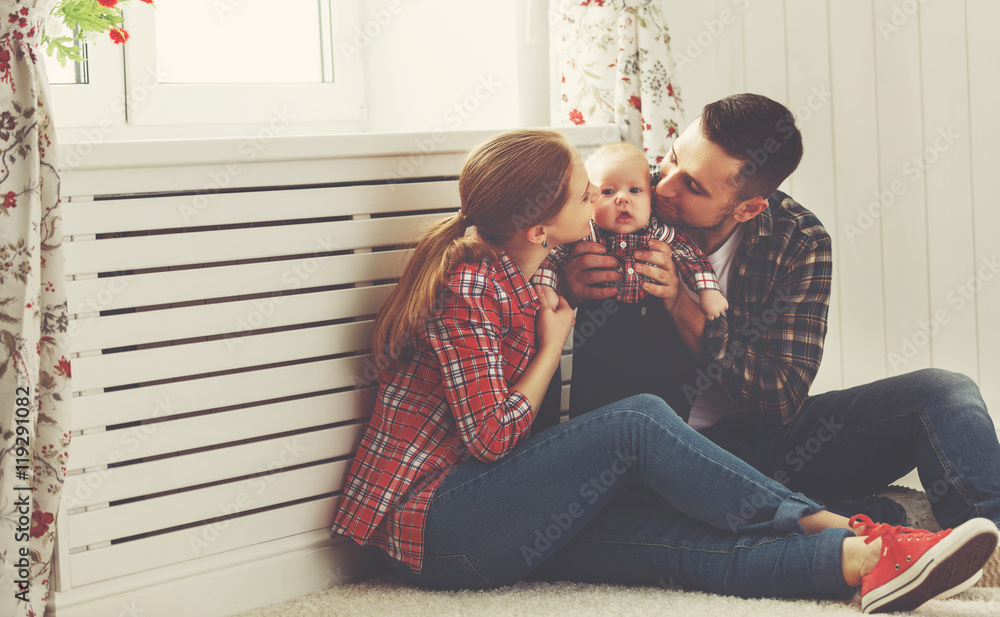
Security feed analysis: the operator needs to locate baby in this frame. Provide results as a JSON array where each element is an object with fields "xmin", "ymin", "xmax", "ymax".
[{"xmin": 533, "ymin": 142, "xmax": 728, "ymax": 319}]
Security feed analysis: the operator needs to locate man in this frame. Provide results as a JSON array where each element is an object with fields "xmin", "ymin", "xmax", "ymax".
[{"xmin": 540, "ymin": 93, "xmax": 1000, "ymax": 541}]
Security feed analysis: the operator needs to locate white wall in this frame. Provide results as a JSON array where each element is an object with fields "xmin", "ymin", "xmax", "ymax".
[
  {"xmin": 358, "ymin": 0, "xmax": 541, "ymax": 133},
  {"xmin": 667, "ymin": 0, "xmax": 1000, "ymax": 423}
]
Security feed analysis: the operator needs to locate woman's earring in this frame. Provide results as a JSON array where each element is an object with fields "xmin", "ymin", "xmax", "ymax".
[{"xmin": 542, "ymin": 241, "xmax": 548, "ymax": 248}]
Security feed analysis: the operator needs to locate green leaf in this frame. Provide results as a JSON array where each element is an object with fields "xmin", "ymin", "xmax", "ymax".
[
  {"xmin": 56, "ymin": 0, "xmax": 124, "ymax": 35},
  {"xmin": 44, "ymin": 37, "xmax": 84, "ymax": 67}
]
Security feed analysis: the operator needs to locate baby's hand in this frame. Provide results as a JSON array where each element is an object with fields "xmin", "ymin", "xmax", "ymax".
[
  {"xmin": 699, "ymin": 289, "xmax": 729, "ymax": 321},
  {"xmin": 534, "ymin": 284, "xmax": 560, "ymax": 311}
]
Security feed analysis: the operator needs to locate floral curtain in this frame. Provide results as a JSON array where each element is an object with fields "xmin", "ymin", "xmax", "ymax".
[
  {"xmin": 1, "ymin": 1, "xmax": 72, "ymax": 616},
  {"xmin": 553, "ymin": 0, "xmax": 684, "ymax": 164}
]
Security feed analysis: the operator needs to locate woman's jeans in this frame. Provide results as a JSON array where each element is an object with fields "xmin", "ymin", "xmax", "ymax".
[{"xmin": 384, "ymin": 394, "xmax": 855, "ymax": 599}]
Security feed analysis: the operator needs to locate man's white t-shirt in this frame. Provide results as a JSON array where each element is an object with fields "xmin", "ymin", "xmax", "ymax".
[{"xmin": 680, "ymin": 225, "xmax": 744, "ymax": 430}]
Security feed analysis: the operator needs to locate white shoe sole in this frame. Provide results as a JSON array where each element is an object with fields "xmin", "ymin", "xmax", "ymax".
[{"xmin": 862, "ymin": 517, "xmax": 999, "ymax": 614}]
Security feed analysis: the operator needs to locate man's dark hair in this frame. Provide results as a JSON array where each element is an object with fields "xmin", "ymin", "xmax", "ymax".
[{"xmin": 700, "ymin": 93, "xmax": 803, "ymax": 202}]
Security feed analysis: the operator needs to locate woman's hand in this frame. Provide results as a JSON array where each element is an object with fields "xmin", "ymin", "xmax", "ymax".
[
  {"xmin": 536, "ymin": 293, "xmax": 575, "ymax": 355},
  {"xmin": 534, "ymin": 284, "xmax": 560, "ymax": 312}
]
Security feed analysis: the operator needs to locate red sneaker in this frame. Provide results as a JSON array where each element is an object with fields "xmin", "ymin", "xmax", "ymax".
[{"xmin": 849, "ymin": 514, "xmax": 998, "ymax": 614}]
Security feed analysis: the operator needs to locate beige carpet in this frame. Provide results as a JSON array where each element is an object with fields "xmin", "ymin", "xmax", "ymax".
[{"xmin": 233, "ymin": 577, "xmax": 1000, "ymax": 617}]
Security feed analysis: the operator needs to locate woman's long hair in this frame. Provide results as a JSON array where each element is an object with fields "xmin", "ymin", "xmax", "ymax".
[{"xmin": 371, "ymin": 129, "xmax": 575, "ymax": 370}]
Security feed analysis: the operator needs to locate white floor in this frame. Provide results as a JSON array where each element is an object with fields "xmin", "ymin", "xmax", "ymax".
[{"xmin": 232, "ymin": 578, "xmax": 1000, "ymax": 617}]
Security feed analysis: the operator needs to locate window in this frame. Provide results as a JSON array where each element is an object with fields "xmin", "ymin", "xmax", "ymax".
[
  {"xmin": 45, "ymin": 49, "xmax": 87, "ymax": 86},
  {"xmin": 122, "ymin": 0, "xmax": 363, "ymax": 127},
  {"xmin": 46, "ymin": 0, "xmax": 363, "ymax": 134}
]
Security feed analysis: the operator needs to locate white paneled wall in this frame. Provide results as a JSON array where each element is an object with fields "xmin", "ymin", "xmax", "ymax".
[{"xmin": 669, "ymin": 0, "xmax": 1000, "ymax": 423}]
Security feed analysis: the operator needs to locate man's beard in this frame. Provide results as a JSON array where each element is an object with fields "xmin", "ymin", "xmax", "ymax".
[{"xmin": 655, "ymin": 197, "xmax": 739, "ymax": 233}]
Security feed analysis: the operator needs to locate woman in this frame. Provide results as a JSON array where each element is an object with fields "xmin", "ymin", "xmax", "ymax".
[{"xmin": 331, "ymin": 130, "xmax": 997, "ymax": 614}]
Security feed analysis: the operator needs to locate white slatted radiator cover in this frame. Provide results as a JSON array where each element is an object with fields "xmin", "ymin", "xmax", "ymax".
[{"xmin": 51, "ymin": 128, "xmax": 608, "ymax": 617}]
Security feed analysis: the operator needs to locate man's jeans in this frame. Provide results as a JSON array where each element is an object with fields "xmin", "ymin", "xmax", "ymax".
[
  {"xmin": 384, "ymin": 394, "xmax": 854, "ymax": 599},
  {"xmin": 703, "ymin": 369, "xmax": 1000, "ymax": 529}
]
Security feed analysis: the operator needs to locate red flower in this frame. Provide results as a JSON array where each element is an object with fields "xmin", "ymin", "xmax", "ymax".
[
  {"xmin": 569, "ymin": 109, "xmax": 584, "ymax": 125},
  {"xmin": 667, "ymin": 83, "xmax": 675, "ymax": 97},
  {"xmin": 629, "ymin": 95, "xmax": 642, "ymax": 112},
  {"xmin": 31, "ymin": 510, "xmax": 54, "ymax": 539},
  {"xmin": 4, "ymin": 191, "xmax": 15, "ymax": 209},
  {"xmin": 98, "ymin": 0, "xmax": 118, "ymax": 6},
  {"xmin": 55, "ymin": 356, "xmax": 71, "ymax": 378},
  {"xmin": 667, "ymin": 126, "xmax": 677, "ymax": 138},
  {"xmin": 109, "ymin": 28, "xmax": 130, "ymax": 44},
  {"xmin": 140, "ymin": 0, "xmax": 155, "ymax": 3}
]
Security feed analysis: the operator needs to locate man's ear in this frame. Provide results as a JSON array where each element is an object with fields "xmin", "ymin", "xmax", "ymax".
[{"xmin": 733, "ymin": 196, "xmax": 769, "ymax": 223}]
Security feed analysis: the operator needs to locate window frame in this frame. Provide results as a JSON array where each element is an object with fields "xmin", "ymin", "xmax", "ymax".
[
  {"xmin": 46, "ymin": 38, "xmax": 126, "ymax": 130},
  {"xmin": 46, "ymin": 0, "xmax": 365, "ymax": 134}
]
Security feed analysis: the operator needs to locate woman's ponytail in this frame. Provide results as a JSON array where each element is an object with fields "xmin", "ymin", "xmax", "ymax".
[
  {"xmin": 371, "ymin": 129, "xmax": 574, "ymax": 370},
  {"xmin": 371, "ymin": 212, "xmax": 496, "ymax": 370}
]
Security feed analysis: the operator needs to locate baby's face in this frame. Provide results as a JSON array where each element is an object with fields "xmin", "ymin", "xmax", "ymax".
[{"xmin": 589, "ymin": 156, "xmax": 652, "ymax": 234}]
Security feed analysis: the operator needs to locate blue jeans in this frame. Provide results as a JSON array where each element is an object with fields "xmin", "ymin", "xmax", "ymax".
[
  {"xmin": 703, "ymin": 369, "xmax": 1000, "ymax": 529},
  {"xmin": 384, "ymin": 394, "xmax": 855, "ymax": 599}
]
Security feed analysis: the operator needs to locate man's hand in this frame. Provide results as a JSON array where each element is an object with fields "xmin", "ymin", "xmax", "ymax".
[
  {"xmin": 633, "ymin": 238, "xmax": 682, "ymax": 311},
  {"xmin": 561, "ymin": 240, "xmax": 622, "ymax": 305}
]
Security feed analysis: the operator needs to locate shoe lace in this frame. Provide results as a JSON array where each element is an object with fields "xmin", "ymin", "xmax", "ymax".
[{"xmin": 849, "ymin": 514, "xmax": 935, "ymax": 545}]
